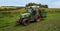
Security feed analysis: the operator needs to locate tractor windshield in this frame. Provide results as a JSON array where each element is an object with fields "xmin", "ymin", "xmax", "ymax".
[
  {"xmin": 27, "ymin": 7, "xmax": 37, "ymax": 15},
  {"xmin": 32, "ymin": 8, "xmax": 37, "ymax": 15}
]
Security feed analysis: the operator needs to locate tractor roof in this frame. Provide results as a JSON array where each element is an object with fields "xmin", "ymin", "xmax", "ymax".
[{"xmin": 28, "ymin": 6, "xmax": 39, "ymax": 8}]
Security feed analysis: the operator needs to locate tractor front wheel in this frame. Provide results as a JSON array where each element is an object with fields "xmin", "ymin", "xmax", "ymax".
[{"xmin": 22, "ymin": 19, "xmax": 30, "ymax": 26}]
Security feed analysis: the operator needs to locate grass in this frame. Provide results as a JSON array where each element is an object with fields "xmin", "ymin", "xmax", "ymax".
[{"xmin": 0, "ymin": 8, "xmax": 60, "ymax": 31}]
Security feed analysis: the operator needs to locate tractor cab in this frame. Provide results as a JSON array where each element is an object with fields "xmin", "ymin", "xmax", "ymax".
[
  {"xmin": 27, "ymin": 6, "xmax": 41, "ymax": 21},
  {"xmin": 27, "ymin": 6, "xmax": 39, "ymax": 16}
]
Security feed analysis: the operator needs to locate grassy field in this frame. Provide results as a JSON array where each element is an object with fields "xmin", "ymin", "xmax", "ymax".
[{"xmin": 0, "ymin": 8, "xmax": 60, "ymax": 31}]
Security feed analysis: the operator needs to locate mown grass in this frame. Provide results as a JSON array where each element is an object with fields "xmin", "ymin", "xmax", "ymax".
[{"xmin": 0, "ymin": 8, "xmax": 60, "ymax": 31}]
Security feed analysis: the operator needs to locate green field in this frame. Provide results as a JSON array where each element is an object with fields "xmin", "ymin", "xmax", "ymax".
[{"xmin": 0, "ymin": 8, "xmax": 60, "ymax": 31}]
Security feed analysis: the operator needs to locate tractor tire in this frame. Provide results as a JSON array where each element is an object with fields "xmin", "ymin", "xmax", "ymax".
[
  {"xmin": 22, "ymin": 19, "xmax": 30, "ymax": 26},
  {"xmin": 36, "ymin": 15, "xmax": 41, "ymax": 22}
]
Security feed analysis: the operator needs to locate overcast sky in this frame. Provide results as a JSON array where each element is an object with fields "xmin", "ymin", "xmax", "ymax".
[{"xmin": 0, "ymin": 0, "xmax": 60, "ymax": 8}]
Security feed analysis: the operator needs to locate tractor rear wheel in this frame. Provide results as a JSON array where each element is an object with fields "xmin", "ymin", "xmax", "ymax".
[
  {"xmin": 22, "ymin": 19, "xmax": 30, "ymax": 26},
  {"xmin": 36, "ymin": 15, "xmax": 41, "ymax": 22}
]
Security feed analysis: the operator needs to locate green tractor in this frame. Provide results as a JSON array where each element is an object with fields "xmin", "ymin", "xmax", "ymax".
[{"xmin": 16, "ymin": 6, "xmax": 46, "ymax": 26}]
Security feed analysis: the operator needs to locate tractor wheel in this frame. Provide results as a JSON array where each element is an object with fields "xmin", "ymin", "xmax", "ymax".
[
  {"xmin": 36, "ymin": 15, "xmax": 41, "ymax": 22},
  {"xmin": 22, "ymin": 19, "xmax": 30, "ymax": 26}
]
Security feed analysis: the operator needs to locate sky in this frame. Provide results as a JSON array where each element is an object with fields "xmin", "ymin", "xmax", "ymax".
[{"xmin": 0, "ymin": 0, "xmax": 60, "ymax": 8}]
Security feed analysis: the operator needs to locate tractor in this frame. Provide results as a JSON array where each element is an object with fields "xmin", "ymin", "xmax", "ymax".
[{"xmin": 16, "ymin": 6, "xmax": 46, "ymax": 26}]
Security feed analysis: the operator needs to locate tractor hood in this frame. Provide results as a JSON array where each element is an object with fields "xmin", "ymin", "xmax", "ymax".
[{"xmin": 20, "ymin": 13, "xmax": 30, "ymax": 18}]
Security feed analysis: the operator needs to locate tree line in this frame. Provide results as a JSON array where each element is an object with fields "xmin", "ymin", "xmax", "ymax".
[{"xmin": 26, "ymin": 3, "xmax": 48, "ymax": 8}]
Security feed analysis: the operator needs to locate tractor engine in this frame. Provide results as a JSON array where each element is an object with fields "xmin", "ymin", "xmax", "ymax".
[{"xmin": 20, "ymin": 13, "xmax": 31, "ymax": 19}]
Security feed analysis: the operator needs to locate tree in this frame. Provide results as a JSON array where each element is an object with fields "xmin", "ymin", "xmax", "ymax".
[{"xmin": 26, "ymin": 3, "xmax": 48, "ymax": 8}]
